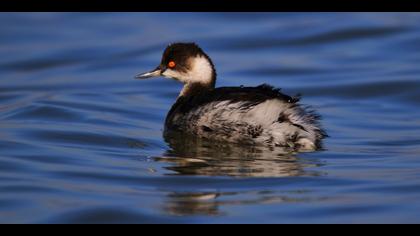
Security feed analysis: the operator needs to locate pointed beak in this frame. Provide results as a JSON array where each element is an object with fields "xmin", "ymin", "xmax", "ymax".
[{"xmin": 134, "ymin": 66, "xmax": 162, "ymax": 80}]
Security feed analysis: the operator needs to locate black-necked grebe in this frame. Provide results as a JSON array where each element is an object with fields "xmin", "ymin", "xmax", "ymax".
[{"xmin": 135, "ymin": 42, "xmax": 326, "ymax": 151}]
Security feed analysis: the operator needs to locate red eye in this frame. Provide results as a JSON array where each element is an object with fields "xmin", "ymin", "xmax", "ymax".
[{"xmin": 168, "ymin": 61, "xmax": 176, "ymax": 68}]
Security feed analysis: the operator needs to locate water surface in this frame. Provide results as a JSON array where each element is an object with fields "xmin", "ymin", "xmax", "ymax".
[{"xmin": 1, "ymin": 13, "xmax": 420, "ymax": 223}]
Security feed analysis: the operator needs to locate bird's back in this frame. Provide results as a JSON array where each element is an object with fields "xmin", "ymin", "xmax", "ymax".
[{"xmin": 164, "ymin": 84, "xmax": 326, "ymax": 150}]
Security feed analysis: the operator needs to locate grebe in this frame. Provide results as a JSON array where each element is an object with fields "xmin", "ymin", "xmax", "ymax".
[{"xmin": 135, "ymin": 42, "xmax": 326, "ymax": 151}]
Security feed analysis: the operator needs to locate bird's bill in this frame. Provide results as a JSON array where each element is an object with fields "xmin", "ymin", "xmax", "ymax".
[{"xmin": 134, "ymin": 67, "xmax": 161, "ymax": 79}]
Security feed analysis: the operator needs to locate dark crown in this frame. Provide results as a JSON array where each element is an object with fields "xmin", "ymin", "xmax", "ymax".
[{"xmin": 160, "ymin": 43, "xmax": 217, "ymax": 81}]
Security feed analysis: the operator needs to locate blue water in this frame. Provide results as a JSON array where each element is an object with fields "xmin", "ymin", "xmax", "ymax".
[{"xmin": 1, "ymin": 13, "xmax": 420, "ymax": 223}]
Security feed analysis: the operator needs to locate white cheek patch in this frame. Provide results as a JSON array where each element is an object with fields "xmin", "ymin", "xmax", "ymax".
[
  {"xmin": 162, "ymin": 56, "xmax": 214, "ymax": 85},
  {"xmin": 188, "ymin": 56, "xmax": 213, "ymax": 85},
  {"xmin": 162, "ymin": 69, "xmax": 184, "ymax": 81}
]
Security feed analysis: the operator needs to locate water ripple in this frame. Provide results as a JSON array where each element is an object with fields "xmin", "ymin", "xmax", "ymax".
[
  {"xmin": 5, "ymin": 104, "xmax": 83, "ymax": 121},
  {"xmin": 43, "ymin": 207, "xmax": 188, "ymax": 224},
  {"xmin": 25, "ymin": 129, "xmax": 149, "ymax": 150},
  {"xmin": 1, "ymin": 12, "xmax": 420, "ymax": 223},
  {"xmin": 214, "ymin": 26, "xmax": 409, "ymax": 50}
]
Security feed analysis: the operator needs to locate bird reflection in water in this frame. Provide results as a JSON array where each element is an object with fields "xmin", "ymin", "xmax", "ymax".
[
  {"xmin": 162, "ymin": 190, "xmax": 327, "ymax": 216},
  {"xmin": 155, "ymin": 132, "xmax": 324, "ymax": 177},
  {"xmin": 163, "ymin": 192, "xmax": 221, "ymax": 216},
  {"xmin": 152, "ymin": 133, "xmax": 325, "ymax": 216}
]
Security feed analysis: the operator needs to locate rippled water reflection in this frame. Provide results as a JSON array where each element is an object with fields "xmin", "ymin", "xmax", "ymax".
[
  {"xmin": 1, "ymin": 13, "xmax": 420, "ymax": 223},
  {"xmin": 159, "ymin": 134, "xmax": 324, "ymax": 177}
]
